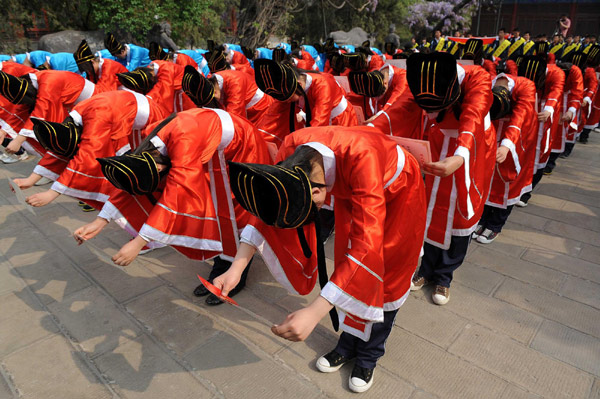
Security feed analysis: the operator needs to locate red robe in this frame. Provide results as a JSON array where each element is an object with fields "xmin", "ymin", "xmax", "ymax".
[
  {"xmin": 581, "ymin": 70, "xmax": 600, "ymax": 130},
  {"xmin": 241, "ymin": 126, "xmax": 426, "ymax": 340},
  {"xmin": 372, "ymin": 65, "xmax": 496, "ymax": 248},
  {"xmin": 535, "ymin": 64, "xmax": 565, "ymax": 170},
  {"xmin": 483, "ymin": 59, "xmax": 498, "ymax": 78},
  {"xmin": 553, "ymin": 65, "xmax": 583, "ymax": 152},
  {"xmin": 98, "ymin": 108, "xmax": 272, "ymax": 261},
  {"xmin": 259, "ymin": 72, "xmax": 358, "ymax": 146},
  {"xmin": 487, "ymin": 75, "xmax": 538, "ymax": 208},
  {"xmin": 577, "ymin": 67, "xmax": 598, "ymax": 134},
  {"xmin": 94, "ymin": 58, "xmax": 128, "ymax": 94},
  {"xmin": 18, "ymin": 70, "xmax": 96, "ymax": 157},
  {"xmin": 173, "ymin": 53, "xmax": 198, "ymax": 69},
  {"xmin": 32, "ymin": 91, "xmax": 166, "ymax": 209},
  {"xmin": 0, "ymin": 62, "xmax": 37, "ymax": 146},
  {"xmin": 213, "ymin": 69, "xmax": 274, "ymax": 127},
  {"xmin": 148, "ymin": 61, "xmax": 196, "ymax": 114}
]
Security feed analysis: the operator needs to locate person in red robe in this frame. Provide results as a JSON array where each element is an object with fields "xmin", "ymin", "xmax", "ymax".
[
  {"xmin": 0, "ymin": 69, "xmax": 96, "ymax": 161},
  {"xmin": 13, "ymin": 90, "xmax": 166, "ymax": 209},
  {"xmin": 516, "ymin": 56, "xmax": 565, "ymax": 207},
  {"xmin": 473, "ymin": 74, "xmax": 538, "ymax": 243},
  {"xmin": 181, "ymin": 65, "xmax": 274, "ymax": 128},
  {"xmin": 148, "ymin": 41, "xmax": 199, "ymax": 70},
  {"xmin": 74, "ymin": 39, "xmax": 127, "ymax": 94},
  {"xmin": 0, "ymin": 61, "xmax": 38, "ymax": 161},
  {"xmin": 253, "ymin": 59, "xmax": 357, "ymax": 146},
  {"xmin": 214, "ymin": 126, "xmax": 426, "ymax": 393},
  {"xmin": 572, "ymin": 45, "xmax": 600, "ymax": 145},
  {"xmin": 73, "ymin": 108, "xmax": 272, "ymax": 304},
  {"xmin": 544, "ymin": 60, "xmax": 583, "ymax": 174}
]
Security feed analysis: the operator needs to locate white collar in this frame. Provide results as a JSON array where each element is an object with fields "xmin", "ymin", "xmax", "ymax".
[
  {"xmin": 28, "ymin": 73, "xmax": 39, "ymax": 89},
  {"xmin": 380, "ymin": 64, "xmax": 394, "ymax": 87},
  {"xmin": 492, "ymin": 73, "xmax": 515, "ymax": 93},
  {"xmin": 214, "ymin": 73, "xmax": 224, "ymax": 91},
  {"xmin": 301, "ymin": 142, "xmax": 335, "ymax": 190},
  {"xmin": 303, "ymin": 73, "xmax": 313, "ymax": 92},
  {"xmin": 456, "ymin": 64, "xmax": 466, "ymax": 84}
]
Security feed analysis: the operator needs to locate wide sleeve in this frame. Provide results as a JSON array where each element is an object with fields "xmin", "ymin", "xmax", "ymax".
[
  {"xmin": 381, "ymin": 69, "xmax": 407, "ymax": 112},
  {"xmin": 320, "ymin": 154, "xmax": 386, "ymax": 323},
  {"xmin": 307, "ymin": 77, "xmax": 336, "ymax": 126},
  {"xmin": 583, "ymin": 68, "xmax": 598, "ymax": 102},
  {"xmin": 542, "ymin": 67, "xmax": 565, "ymax": 118},
  {"xmin": 369, "ymin": 95, "xmax": 424, "ymax": 139},
  {"xmin": 222, "ymin": 77, "xmax": 247, "ymax": 118},
  {"xmin": 566, "ymin": 68, "xmax": 584, "ymax": 114}
]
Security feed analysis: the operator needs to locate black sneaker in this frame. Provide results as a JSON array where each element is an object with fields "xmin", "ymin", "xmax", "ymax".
[
  {"xmin": 349, "ymin": 364, "xmax": 374, "ymax": 393},
  {"xmin": 315, "ymin": 350, "xmax": 351, "ymax": 373}
]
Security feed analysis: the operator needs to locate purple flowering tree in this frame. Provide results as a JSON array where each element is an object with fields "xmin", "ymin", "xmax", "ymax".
[{"xmin": 405, "ymin": 0, "xmax": 480, "ymax": 39}]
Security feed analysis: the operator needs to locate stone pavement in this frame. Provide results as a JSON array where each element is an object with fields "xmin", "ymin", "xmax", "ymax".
[{"xmin": 0, "ymin": 137, "xmax": 599, "ymax": 399}]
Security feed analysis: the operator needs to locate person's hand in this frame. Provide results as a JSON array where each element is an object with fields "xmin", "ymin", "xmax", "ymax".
[
  {"xmin": 538, "ymin": 110, "xmax": 551, "ymax": 122},
  {"xmin": 5, "ymin": 135, "xmax": 26, "ymax": 154},
  {"xmin": 12, "ymin": 174, "xmax": 42, "ymax": 190},
  {"xmin": 74, "ymin": 217, "xmax": 109, "ymax": 245},
  {"xmin": 365, "ymin": 115, "xmax": 377, "ymax": 123},
  {"xmin": 271, "ymin": 307, "xmax": 322, "ymax": 342},
  {"xmin": 271, "ymin": 296, "xmax": 334, "ymax": 342},
  {"xmin": 112, "ymin": 235, "xmax": 147, "ymax": 266},
  {"xmin": 496, "ymin": 146, "xmax": 510, "ymax": 163},
  {"xmin": 423, "ymin": 155, "xmax": 465, "ymax": 177},
  {"xmin": 560, "ymin": 110, "xmax": 574, "ymax": 123},
  {"xmin": 0, "ymin": 129, "xmax": 7, "ymax": 142},
  {"xmin": 213, "ymin": 268, "xmax": 243, "ymax": 297},
  {"xmin": 25, "ymin": 190, "xmax": 60, "ymax": 207}
]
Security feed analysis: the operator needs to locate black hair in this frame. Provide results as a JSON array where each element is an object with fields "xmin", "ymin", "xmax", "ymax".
[{"xmin": 279, "ymin": 146, "xmax": 321, "ymax": 178}]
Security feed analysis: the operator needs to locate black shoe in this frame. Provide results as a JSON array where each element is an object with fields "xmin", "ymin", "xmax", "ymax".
[
  {"xmin": 315, "ymin": 350, "xmax": 351, "ymax": 373},
  {"xmin": 81, "ymin": 204, "xmax": 95, "ymax": 212},
  {"xmin": 349, "ymin": 364, "xmax": 374, "ymax": 393},
  {"xmin": 543, "ymin": 167, "xmax": 553, "ymax": 176},
  {"xmin": 193, "ymin": 284, "xmax": 210, "ymax": 297}
]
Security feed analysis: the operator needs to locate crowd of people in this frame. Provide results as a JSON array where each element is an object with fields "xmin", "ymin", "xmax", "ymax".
[{"xmin": 0, "ymin": 28, "xmax": 599, "ymax": 393}]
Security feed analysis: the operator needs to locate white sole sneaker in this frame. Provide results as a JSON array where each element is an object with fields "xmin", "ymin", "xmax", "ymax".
[
  {"xmin": 515, "ymin": 200, "xmax": 528, "ymax": 208},
  {"xmin": 315, "ymin": 354, "xmax": 347, "ymax": 373},
  {"xmin": 349, "ymin": 372, "xmax": 374, "ymax": 393}
]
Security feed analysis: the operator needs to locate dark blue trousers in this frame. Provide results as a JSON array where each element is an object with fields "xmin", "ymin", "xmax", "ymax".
[
  {"xmin": 417, "ymin": 235, "xmax": 471, "ymax": 287},
  {"xmin": 479, "ymin": 205, "xmax": 514, "ymax": 233},
  {"xmin": 334, "ymin": 309, "xmax": 398, "ymax": 369}
]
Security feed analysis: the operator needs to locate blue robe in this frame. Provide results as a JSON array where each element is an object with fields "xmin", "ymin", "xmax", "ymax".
[{"xmin": 97, "ymin": 44, "xmax": 151, "ymax": 71}]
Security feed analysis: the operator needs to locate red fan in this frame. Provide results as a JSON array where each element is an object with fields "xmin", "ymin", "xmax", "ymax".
[{"xmin": 196, "ymin": 274, "xmax": 239, "ymax": 306}]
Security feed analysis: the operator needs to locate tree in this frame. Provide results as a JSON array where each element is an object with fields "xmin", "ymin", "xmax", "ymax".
[{"xmin": 404, "ymin": 0, "xmax": 480, "ymax": 40}]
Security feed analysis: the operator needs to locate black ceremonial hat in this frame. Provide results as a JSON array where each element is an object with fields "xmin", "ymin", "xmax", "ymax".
[
  {"xmin": 407, "ymin": 52, "xmax": 461, "ymax": 112},
  {"xmin": 535, "ymin": 41, "xmax": 549, "ymax": 56},
  {"xmin": 228, "ymin": 161, "xmax": 316, "ymax": 229},
  {"xmin": 241, "ymin": 46, "xmax": 255, "ymax": 60},
  {"xmin": 348, "ymin": 70, "xmax": 386, "ymax": 97},
  {"xmin": 517, "ymin": 56, "xmax": 546, "ymax": 90},
  {"xmin": 104, "ymin": 32, "xmax": 124, "ymax": 56},
  {"xmin": 586, "ymin": 44, "xmax": 600, "ymax": 67},
  {"xmin": 254, "ymin": 59, "xmax": 298, "ymax": 102},
  {"xmin": 461, "ymin": 38, "xmax": 483, "ymax": 61},
  {"xmin": 272, "ymin": 48, "xmax": 288, "ymax": 63},
  {"xmin": 490, "ymin": 86, "xmax": 512, "ymax": 120},
  {"xmin": 117, "ymin": 69, "xmax": 154, "ymax": 95},
  {"xmin": 343, "ymin": 53, "xmax": 368, "ymax": 71},
  {"xmin": 98, "ymin": 152, "xmax": 160, "ymax": 196},
  {"xmin": 182, "ymin": 65, "xmax": 215, "ymax": 107},
  {"xmin": 32, "ymin": 117, "xmax": 82, "ymax": 158},
  {"xmin": 74, "ymin": 39, "xmax": 95, "ymax": 65},
  {"xmin": 205, "ymin": 51, "xmax": 228, "ymax": 73},
  {"xmin": 149, "ymin": 42, "xmax": 170, "ymax": 61},
  {"xmin": 0, "ymin": 71, "xmax": 30, "ymax": 105}
]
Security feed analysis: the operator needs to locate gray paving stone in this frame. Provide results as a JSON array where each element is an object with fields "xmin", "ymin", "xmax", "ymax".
[
  {"xmin": 560, "ymin": 275, "xmax": 600, "ymax": 309},
  {"xmin": 480, "ymin": 232, "xmax": 530, "ymax": 258},
  {"xmin": 448, "ymin": 325, "xmax": 594, "ymax": 398},
  {"xmin": 545, "ymin": 220, "xmax": 600, "ymax": 247},
  {"xmin": 466, "ymin": 246, "xmax": 566, "ymax": 293},
  {"xmin": 579, "ymin": 244, "xmax": 600, "ymax": 265},
  {"xmin": 427, "ymin": 283, "xmax": 544, "ymax": 344},
  {"xmin": 94, "ymin": 334, "xmax": 214, "ymax": 399},
  {"xmin": 590, "ymin": 379, "xmax": 600, "ymax": 399},
  {"xmin": 84, "ymin": 259, "xmax": 165, "ymax": 304},
  {"xmin": 520, "ymin": 200, "xmax": 600, "ymax": 234},
  {"xmin": 521, "ymin": 248, "xmax": 600, "ymax": 284},
  {"xmin": 410, "ymin": 391, "xmax": 439, "ymax": 399},
  {"xmin": 535, "ymin": 184, "xmax": 600, "ymax": 208},
  {"xmin": 395, "ymin": 296, "xmax": 468, "ymax": 349},
  {"xmin": 47, "ymin": 286, "xmax": 143, "ymax": 359},
  {"xmin": 499, "ymin": 385, "xmax": 544, "ymax": 399},
  {"xmin": 530, "ymin": 320, "xmax": 600, "ymax": 377},
  {"xmin": 494, "ymin": 278, "xmax": 600, "ymax": 339},
  {"xmin": 0, "ymin": 258, "xmax": 23, "ymax": 296},
  {"xmin": 0, "ymin": 370, "xmax": 15, "ymax": 399},
  {"xmin": 501, "ymin": 209, "xmax": 549, "ymax": 230},
  {"xmin": 125, "ymin": 286, "xmax": 222, "ymax": 356},
  {"xmin": 380, "ymin": 329, "xmax": 507, "ymax": 399},
  {"xmin": 501, "ymin": 221, "xmax": 583, "ymax": 256},
  {"xmin": 2, "ymin": 335, "xmax": 111, "ymax": 399},
  {"xmin": 186, "ymin": 332, "xmax": 326, "ymax": 398},
  {"xmin": 0, "ymin": 291, "xmax": 59, "ymax": 358},
  {"xmin": 451, "ymin": 260, "xmax": 505, "ymax": 295}
]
